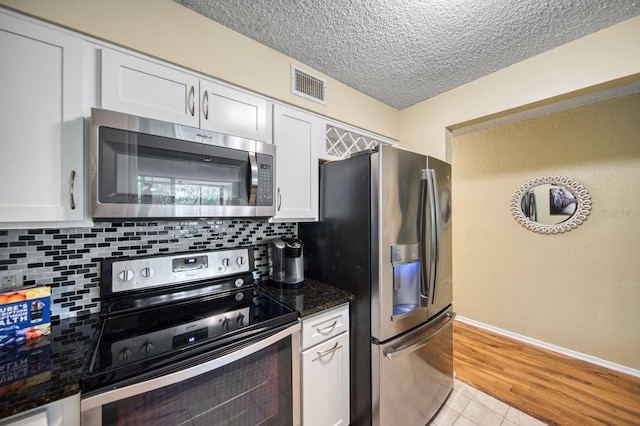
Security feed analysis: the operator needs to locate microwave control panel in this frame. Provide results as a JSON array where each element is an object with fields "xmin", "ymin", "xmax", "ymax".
[{"xmin": 256, "ymin": 153, "xmax": 274, "ymax": 206}]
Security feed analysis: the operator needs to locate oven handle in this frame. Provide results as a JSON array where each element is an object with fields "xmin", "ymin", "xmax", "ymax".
[{"xmin": 81, "ymin": 322, "xmax": 300, "ymax": 411}]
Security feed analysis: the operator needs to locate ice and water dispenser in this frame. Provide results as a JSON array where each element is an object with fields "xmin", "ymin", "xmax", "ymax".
[{"xmin": 391, "ymin": 243, "xmax": 422, "ymax": 318}]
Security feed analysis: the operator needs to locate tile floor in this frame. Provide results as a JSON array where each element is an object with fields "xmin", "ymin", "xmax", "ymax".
[{"xmin": 430, "ymin": 380, "xmax": 547, "ymax": 426}]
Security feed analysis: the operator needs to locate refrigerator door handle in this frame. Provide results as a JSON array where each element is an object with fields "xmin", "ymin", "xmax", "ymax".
[
  {"xmin": 418, "ymin": 173, "xmax": 429, "ymax": 306},
  {"xmin": 427, "ymin": 168, "xmax": 441, "ymax": 306},
  {"xmin": 419, "ymin": 168, "xmax": 439, "ymax": 307},
  {"xmin": 383, "ymin": 312, "xmax": 455, "ymax": 360}
]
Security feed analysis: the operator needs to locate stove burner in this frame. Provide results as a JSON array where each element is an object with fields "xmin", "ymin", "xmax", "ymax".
[
  {"xmin": 107, "ymin": 295, "xmax": 251, "ymax": 368},
  {"xmin": 81, "ymin": 248, "xmax": 299, "ymax": 395}
]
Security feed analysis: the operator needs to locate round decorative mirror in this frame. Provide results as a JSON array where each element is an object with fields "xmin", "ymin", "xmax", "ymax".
[{"xmin": 511, "ymin": 176, "xmax": 591, "ymax": 234}]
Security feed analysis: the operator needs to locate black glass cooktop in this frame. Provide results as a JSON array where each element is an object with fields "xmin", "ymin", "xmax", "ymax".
[{"xmin": 81, "ymin": 287, "xmax": 298, "ymax": 394}]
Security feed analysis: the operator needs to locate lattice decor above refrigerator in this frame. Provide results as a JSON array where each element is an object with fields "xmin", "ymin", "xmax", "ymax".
[{"xmin": 325, "ymin": 124, "xmax": 394, "ymax": 159}]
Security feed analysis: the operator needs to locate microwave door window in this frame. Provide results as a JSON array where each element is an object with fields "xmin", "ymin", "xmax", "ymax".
[
  {"xmin": 116, "ymin": 152, "xmax": 139, "ymax": 201},
  {"xmin": 98, "ymin": 128, "xmax": 141, "ymax": 204},
  {"xmin": 98, "ymin": 127, "xmax": 252, "ymax": 207}
]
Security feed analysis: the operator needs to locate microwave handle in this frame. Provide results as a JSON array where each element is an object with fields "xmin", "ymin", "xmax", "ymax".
[{"xmin": 248, "ymin": 152, "xmax": 258, "ymax": 205}]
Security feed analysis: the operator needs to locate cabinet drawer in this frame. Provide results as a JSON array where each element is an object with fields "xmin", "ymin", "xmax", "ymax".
[{"xmin": 301, "ymin": 304, "xmax": 348, "ymax": 349}]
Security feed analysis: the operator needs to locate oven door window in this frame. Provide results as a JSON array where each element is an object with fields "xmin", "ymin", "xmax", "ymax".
[
  {"xmin": 101, "ymin": 338, "xmax": 293, "ymax": 425},
  {"xmin": 98, "ymin": 127, "xmax": 251, "ymax": 207}
]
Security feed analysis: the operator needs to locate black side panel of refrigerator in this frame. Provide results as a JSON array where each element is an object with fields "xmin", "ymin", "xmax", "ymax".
[{"xmin": 299, "ymin": 153, "xmax": 372, "ymax": 426}]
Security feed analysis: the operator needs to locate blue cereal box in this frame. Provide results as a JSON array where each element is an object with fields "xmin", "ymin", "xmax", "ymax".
[{"xmin": 0, "ymin": 287, "xmax": 51, "ymax": 348}]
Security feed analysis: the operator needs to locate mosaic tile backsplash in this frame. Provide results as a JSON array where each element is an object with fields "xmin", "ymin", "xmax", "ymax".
[{"xmin": 0, "ymin": 220, "xmax": 297, "ymax": 320}]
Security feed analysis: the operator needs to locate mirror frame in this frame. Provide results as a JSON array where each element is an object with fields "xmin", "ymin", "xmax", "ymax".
[{"xmin": 511, "ymin": 175, "xmax": 592, "ymax": 234}]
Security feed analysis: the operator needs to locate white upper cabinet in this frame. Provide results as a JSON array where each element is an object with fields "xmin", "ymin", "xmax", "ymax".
[
  {"xmin": 0, "ymin": 12, "xmax": 86, "ymax": 226},
  {"xmin": 200, "ymin": 81, "xmax": 272, "ymax": 142},
  {"xmin": 272, "ymin": 104, "xmax": 320, "ymax": 222},
  {"xmin": 100, "ymin": 48, "xmax": 201, "ymax": 127},
  {"xmin": 100, "ymin": 48, "xmax": 272, "ymax": 142}
]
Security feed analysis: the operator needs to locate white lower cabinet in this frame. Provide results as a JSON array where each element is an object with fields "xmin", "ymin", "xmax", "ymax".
[
  {"xmin": 0, "ymin": 394, "xmax": 80, "ymax": 426},
  {"xmin": 300, "ymin": 304, "xmax": 350, "ymax": 426}
]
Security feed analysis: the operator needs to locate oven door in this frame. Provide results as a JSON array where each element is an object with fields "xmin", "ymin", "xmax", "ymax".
[
  {"xmin": 90, "ymin": 108, "xmax": 275, "ymax": 219},
  {"xmin": 81, "ymin": 323, "xmax": 300, "ymax": 426}
]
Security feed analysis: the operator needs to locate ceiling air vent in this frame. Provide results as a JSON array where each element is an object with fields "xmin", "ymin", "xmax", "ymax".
[{"xmin": 291, "ymin": 65, "xmax": 326, "ymax": 105}]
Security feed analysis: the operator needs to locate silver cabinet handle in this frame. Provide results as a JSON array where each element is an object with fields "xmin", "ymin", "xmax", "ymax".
[
  {"xmin": 188, "ymin": 85, "xmax": 195, "ymax": 116},
  {"xmin": 316, "ymin": 320, "xmax": 337, "ymax": 334},
  {"xmin": 317, "ymin": 342, "xmax": 340, "ymax": 357},
  {"xmin": 277, "ymin": 187, "xmax": 281, "ymax": 211},
  {"xmin": 69, "ymin": 170, "xmax": 76, "ymax": 210},
  {"xmin": 202, "ymin": 90, "xmax": 209, "ymax": 120}
]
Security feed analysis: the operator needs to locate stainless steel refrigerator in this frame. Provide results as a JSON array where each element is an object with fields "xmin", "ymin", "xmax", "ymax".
[{"xmin": 299, "ymin": 145, "xmax": 455, "ymax": 426}]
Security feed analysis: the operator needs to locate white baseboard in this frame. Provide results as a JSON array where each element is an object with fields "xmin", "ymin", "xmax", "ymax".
[{"xmin": 455, "ymin": 315, "xmax": 640, "ymax": 379}]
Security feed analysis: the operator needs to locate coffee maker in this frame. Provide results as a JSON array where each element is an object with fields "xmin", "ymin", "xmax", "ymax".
[{"xmin": 268, "ymin": 237, "xmax": 305, "ymax": 288}]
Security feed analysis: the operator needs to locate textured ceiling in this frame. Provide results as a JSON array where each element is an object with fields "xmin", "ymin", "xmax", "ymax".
[{"xmin": 174, "ymin": 0, "xmax": 640, "ymax": 109}]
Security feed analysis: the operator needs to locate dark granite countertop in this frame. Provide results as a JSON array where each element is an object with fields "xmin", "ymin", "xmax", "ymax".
[
  {"xmin": 0, "ymin": 313, "xmax": 98, "ymax": 420},
  {"xmin": 0, "ymin": 281, "xmax": 352, "ymax": 421},
  {"xmin": 259, "ymin": 278, "xmax": 354, "ymax": 317}
]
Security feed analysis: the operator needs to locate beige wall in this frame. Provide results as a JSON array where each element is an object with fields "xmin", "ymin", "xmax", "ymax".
[
  {"xmin": 0, "ymin": 0, "xmax": 399, "ymax": 140},
  {"xmin": 4, "ymin": 0, "xmax": 640, "ymax": 156},
  {"xmin": 4, "ymin": 0, "xmax": 639, "ymax": 369},
  {"xmin": 398, "ymin": 15, "xmax": 640, "ymax": 161},
  {"xmin": 453, "ymin": 92, "xmax": 640, "ymax": 370}
]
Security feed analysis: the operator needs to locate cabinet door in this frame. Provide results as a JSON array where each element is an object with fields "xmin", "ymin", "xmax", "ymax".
[
  {"xmin": 0, "ymin": 12, "xmax": 84, "ymax": 224},
  {"xmin": 0, "ymin": 393, "xmax": 80, "ymax": 426},
  {"xmin": 301, "ymin": 332, "xmax": 350, "ymax": 426},
  {"xmin": 272, "ymin": 105, "xmax": 319, "ymax": 221},
  {"xmin": 101, "ymin": 48, "xmax": 200, "ymax": 127},
  {"xmin": 200, "ymin": 81, "xmax": 271, "ymax": 142}
]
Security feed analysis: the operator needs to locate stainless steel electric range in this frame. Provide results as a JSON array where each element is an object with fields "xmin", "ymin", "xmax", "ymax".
[{"xmin": 81, "ymin": 247, "xmax": 300, "ymax": 426}]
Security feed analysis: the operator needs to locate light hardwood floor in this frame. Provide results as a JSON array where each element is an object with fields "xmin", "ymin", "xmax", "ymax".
[{"xmin": 453, "ymin": 320, "xmax": 640, "ymax": 426}]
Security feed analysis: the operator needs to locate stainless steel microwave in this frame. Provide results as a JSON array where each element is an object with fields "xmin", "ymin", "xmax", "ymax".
[{"xmin": 89, "ymin": 108, "xmax": 275, "ymax": 219}]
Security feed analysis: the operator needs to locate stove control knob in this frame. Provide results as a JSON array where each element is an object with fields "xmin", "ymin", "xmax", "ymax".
[
  {"xmin": 140, "ymin": 266, "xmax": 155, "ymax": 279},
  {"xmin": 117, "ymin": 270, "xmax": 134, "ymax": 282},
  {"xmin": 222, "ymin": 318, "xmax": 232, "ymax": 331},
  {"xmin": 221, "ymin": 258, "xmax": 231, "ymax": 267},
  {"xmin": 236, "ymin": 256, "xmax": 247, "ymax": 266},
  {"xmin": 237, "ymin": 314, "xmax": 246, "ymax": 327},
  {"xmin": 234, "ymin": 278, "xmax": 244, "ymax": 287},
  {"xmin": 141, "ymin": 341, "xmax": 154, "ymax": 355},
  {"xmin": 119, "ymin": 347, "xmax": 134, "ymax": 362}
]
